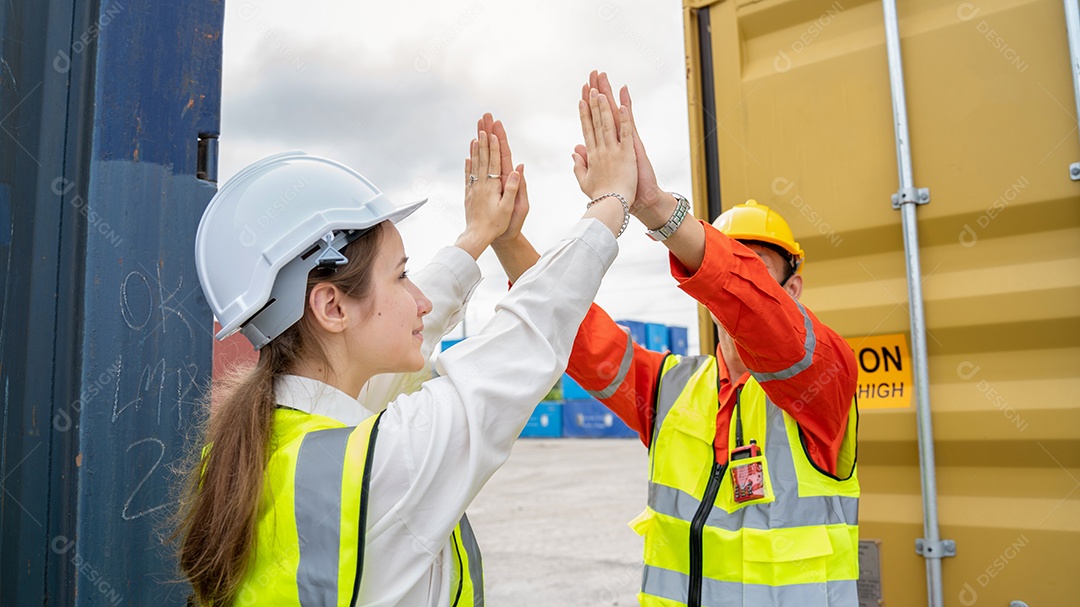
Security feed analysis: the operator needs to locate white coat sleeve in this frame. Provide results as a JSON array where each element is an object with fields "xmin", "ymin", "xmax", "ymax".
[
  {"xmin": 357, "ymin": 245, "xmax": 480, "ymax": 412},
  {"xmin": 365, "ymin": 218, "xmax": 618, "ymax": 556}
]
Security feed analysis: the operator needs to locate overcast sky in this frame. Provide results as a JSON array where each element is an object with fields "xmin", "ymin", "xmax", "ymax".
[{"xmin": 220, "ymin": 0, "xmax": 700, "ymax": 349}]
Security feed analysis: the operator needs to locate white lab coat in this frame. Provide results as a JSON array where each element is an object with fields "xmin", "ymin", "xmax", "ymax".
[{"xmin": 275, "ymin": 218, "xmax": 618, "ymax": 606}]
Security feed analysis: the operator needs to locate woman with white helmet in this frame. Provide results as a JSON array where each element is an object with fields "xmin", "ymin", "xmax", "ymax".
[{"xmin": 176, "ymin": 97, "xmax": 636, "ymax": 606}]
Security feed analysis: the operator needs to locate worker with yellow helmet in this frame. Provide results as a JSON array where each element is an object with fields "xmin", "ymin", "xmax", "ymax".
[{"xmin": 491, "ymin": 71, "xmax": 860, "ymax": 607}]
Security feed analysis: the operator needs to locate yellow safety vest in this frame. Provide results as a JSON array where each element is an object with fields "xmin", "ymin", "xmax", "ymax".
[
  {"xmin": 232, "ymin": 408, "xmax": 484, "ymax": 606},
  {"xmin": 631, "ymin": 355, "xmax": 859, "ymax": 607}
]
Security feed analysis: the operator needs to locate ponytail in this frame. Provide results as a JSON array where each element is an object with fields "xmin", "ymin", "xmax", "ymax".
[
  {"xmin": 173, "ymin": 224, "xmax": 384, "ymax": 605},
  {"xmin": 175, "ymin": 332, "xmax": 293, "ymax": 605}
]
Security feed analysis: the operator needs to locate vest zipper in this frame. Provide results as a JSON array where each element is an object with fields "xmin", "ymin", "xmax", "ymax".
[
  {"xmin": 450, "ymin": 531, "xmax": 464, "ymax": 607},
  {"xmin": 688, "ymin": 460, "xmax": 724, "ymax": 607}
]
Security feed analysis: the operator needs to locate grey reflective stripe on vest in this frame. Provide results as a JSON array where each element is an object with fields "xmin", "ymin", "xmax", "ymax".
[
  {"xmin": 761, "ymin": 397, "xmax": 800, "ymax": 504},
  {"xmin": 585, "ymin": 329, "xmax": 636, "ymax": 400},
  {"xmin": 655, "ymin": 394, "xmax": 857, "ymax": 531},
  {"xmin": 642, "ymin": 565, "xmax": 858, "ymax": 607},
  {"xmin": 646, "ymin": 377, "xmax": 858, "ymax": 604},
  {"xmin": 294, "ymin": 426, "xmax": 353, "ymax": 607},
  {"xmin": 647, "ymin": 482, "xmax": 858, "ymax": 531},
  {"xmin": 750, "ymin": 302, "xmax": 816, "ymax": 383},
  {"xmin": 458, "ymin": 514, "xmax": 485, "ymax": 606},
  {"xmin": 652, "ymin": 356, "xmax": 713, "ymax": 447}
]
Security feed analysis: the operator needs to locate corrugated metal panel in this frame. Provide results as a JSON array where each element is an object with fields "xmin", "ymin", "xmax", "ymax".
[
  {"xmin": 0, "ymin": 2, "xmax": 101, "ymax": 603},
  {"xmin": 0, "ymin": 1, "xmax": 222, "ymax": 604},
  {"xmin": 683, "ymin": 0, "xmax": 1079, "ymax": 603}
]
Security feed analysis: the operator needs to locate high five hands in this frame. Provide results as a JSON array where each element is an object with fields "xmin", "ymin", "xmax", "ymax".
[
  {"xmin": 576, "ymin": 70, "xmax": 706, "ymax": 269},
  {"xmin": 463, "ymin": 69, "xmax": 700, "ymax": 261},
  {"xmin": 571, "ymin": 84, "xmax": 638, "ymax": 205},
  {"xmin": 456, "ymin": 121, "xmax": 521, "ymax": 260},
  {"xmin": 479, "ymin": 113, "xmax": 529, "ymax": 247},
  {"xmin": 575, "ymin": 70, "xmax": 664, "ymax": 221}
]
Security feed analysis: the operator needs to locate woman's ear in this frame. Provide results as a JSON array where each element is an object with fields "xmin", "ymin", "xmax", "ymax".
[{"xmin": 308, "ymin": 283, "xmax": 349, "ymax": 334}]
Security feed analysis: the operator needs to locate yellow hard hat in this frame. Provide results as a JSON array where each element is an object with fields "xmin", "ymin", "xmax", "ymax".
[{"xmin": 712, "ymin": 199, "xmax": 804, "ymax": 268}]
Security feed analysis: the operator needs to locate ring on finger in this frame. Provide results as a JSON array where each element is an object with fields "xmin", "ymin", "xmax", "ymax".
[
  {"xmin": 486, "ymin": 173, "xmax": 500, "ymax": 179},
  {"xmin": 468, "ymin": 174, "xmax": 478, "ymax": 186}
]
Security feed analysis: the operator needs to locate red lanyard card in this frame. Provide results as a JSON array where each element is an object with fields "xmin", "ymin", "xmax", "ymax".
[{"xmin": 729, "ymin": 442, "xmax": 764, "ymax": 503}]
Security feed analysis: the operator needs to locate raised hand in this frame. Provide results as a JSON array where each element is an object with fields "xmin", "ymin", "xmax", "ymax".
[
  {"xmin": 480, "ymin": 113, "xmax": 529, "ymax": 246},
  {"xmin": 576, "ymin": 71, "xmax": 664, "ymax": 216},
  {"xmin": 571, "ymin": 86, "xmax": 637, "ymax": 204},
  {"xmin": 456, "ymin": 122, "xmax": 521, "ymax": 260}
]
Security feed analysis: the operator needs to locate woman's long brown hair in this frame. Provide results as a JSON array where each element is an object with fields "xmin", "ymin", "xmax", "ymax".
[{"xmin": 173, "ymin": 224, "xmax": 385, "ymax": 606}]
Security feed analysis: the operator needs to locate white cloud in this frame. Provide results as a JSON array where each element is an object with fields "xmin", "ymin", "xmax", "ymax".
[{"xmin": 221, "ymin": 0, "xmax": 702, "ymax": 351}]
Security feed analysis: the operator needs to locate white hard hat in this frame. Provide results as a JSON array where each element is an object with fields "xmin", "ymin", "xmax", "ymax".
[{"xmin": 195, "ymin": 150, "xmax": 425, "ymax": 349}]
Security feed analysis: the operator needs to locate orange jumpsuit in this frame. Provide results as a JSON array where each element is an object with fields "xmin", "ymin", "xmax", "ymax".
[{"xmin": 566, "ymin": 220, "xmax": 858, "ymax": 474}]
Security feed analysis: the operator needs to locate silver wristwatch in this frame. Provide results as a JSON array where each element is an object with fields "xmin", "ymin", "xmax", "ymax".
[{"xmin": 645, "ymin": 192, "xmax": 691, "ymax": 242}]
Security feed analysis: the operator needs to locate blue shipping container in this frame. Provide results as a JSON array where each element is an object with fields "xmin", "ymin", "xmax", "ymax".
[
  {"xmin": 615, "ymin": 319, "xmax": 647, "ymax": 346},
  {"xmin": 646, "ymin": 323, "xmax": 669, "ymax": 352},
  {"xmin": 562, "ymin": 399, "xmax": 638, "ymax": 438},
  {"xmin": 562, "ymin": 374, "xmax": 592, "ymax": 400},
  {"xmin": 668, "ymin": 326, "xmax": 689, "ymax": 355},
  {"xmin": 0, "ymin": 1, "xmax": 224, "ymax": 602},
  {"xmin": 520, "ymin": 402, "xmax": 563, "ymax": 438}
]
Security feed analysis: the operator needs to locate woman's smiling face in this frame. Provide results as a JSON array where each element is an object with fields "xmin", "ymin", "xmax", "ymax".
[{"xmin": 342, "ymin": 222, "xmax": 432, "ymax": 376}]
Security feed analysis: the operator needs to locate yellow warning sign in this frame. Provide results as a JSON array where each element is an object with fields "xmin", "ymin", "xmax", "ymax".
[{"xmin": 844, "ymin": 334, "xmax": 912, "ymax": 409}]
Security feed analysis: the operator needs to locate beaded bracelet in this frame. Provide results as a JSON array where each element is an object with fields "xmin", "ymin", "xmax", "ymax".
[{"xmin": 586, "ymin": 192, "xmax": 631, "ymax": 238}]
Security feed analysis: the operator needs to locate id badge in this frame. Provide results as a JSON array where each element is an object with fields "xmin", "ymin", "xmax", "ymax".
[{"xmin": 730, "ymin": 444, "xmax": 765, "ymax": 503}]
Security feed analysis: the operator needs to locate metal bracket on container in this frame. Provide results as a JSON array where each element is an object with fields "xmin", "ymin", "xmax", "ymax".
[
  {"xmin": 1070, "ymin": 162, "xmax": 1080, "ymax": 181},
  {"xmin": 891, "ymin": 187, "xmax": 930, "ymax": 209},
  {"xmin": 197, "ymin": 133, "xmax": 219, "ymax": 183},
  {"xmin": 915, "ymin": 538, "xmax": 956, "ymax": 559}
]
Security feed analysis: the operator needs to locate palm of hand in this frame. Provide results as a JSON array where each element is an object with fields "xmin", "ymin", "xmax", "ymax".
[{"xmin": 573, "ymin": 90, "xmax": 637, "ymax": 203}]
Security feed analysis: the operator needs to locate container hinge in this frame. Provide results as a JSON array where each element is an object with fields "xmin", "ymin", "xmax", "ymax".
[
  {"xmin": 1070, "ymin": 162, "xmax": 1080, "ymax": 181},
  {"xmin": 914, "ymin": 538, "xmax": 956, "ymax": 559},
  {"xmin": 891, "ymin": 187, "xmax": 930, "ymax": 209},
  {"xmin": 197, "ymin": 134, "xmax": 219, "ymax": 183}
]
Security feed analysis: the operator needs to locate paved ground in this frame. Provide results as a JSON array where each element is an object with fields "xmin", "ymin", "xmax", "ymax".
[{"xmin": 467, "ymin": 438, "xmax": 649, "ymax": 606}]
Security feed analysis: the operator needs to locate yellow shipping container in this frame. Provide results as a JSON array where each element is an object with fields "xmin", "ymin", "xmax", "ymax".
[{"xmin": 681, "ymin": 0, "xmax": 1080, "ymax": 604}]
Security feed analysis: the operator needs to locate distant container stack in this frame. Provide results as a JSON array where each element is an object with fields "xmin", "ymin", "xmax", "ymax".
[
  {"xmin": 519, "ymin": 402, "xmax": 562, "ymax": 438},
  {"xmin": 645, "ymin": 322, "xmax": 669, "ymax": 353},
  {"xmin": 439, "ymin": 321, "xmax": 688, "ymax": 439},
  {"xmin": 668, "ymin": 326, "xmax": 689, "ymax": 356},
  {"xmin": 562, "ymin": 399, "xmax": 638, "ymax": 438},
  {"xmin": 614, "ymin": 319, "xmax": 646, "ymax": 345},
  {"xmin": 560, "ymin": 375, "xmax": 591, "ymax": 400},
  {"xmin": 440, "ymin": 338, "xmax": 464, "ymax": 352}
]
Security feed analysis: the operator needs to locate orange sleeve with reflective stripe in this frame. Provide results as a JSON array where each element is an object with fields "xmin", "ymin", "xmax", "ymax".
[
  {"xmin": 672, "ymin": 220, "xmax": 859, "ymax": 475},
  {"xmin": 566, "ymin": 303, "xmax": 667, "ymax": 447}
]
